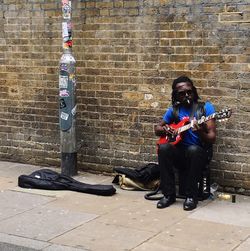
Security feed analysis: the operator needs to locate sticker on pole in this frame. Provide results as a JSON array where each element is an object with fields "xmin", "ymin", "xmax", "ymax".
[
  {"xmin": 60, "ymin": 108, "xmax": 73, "ymax": 131},
  {"xmin": 62, "ymin": 0, "xmax": 71, "ymax": 20},
  {"xmin": 62, "ymin": 22, "xmax": 68, "ymax": 38},
  {"xmin": 59, "ymin": 76, "xmax": 68, "ymax": 88},
  {"xmin": 61, "ymin": 112, "xmax": 69, "ymax": 120},
  {"xmin": 59, "ymin": 89, "xmax": 70, "ymax": 97},
  {"xmin": 71, "ymin": 105, "xmax": 77, "ymax": 116}
]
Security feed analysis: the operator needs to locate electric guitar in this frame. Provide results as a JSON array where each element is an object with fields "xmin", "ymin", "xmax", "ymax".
[{"xmin": 157, "ymin": 108, "xmax": 232, "ymax": 146}]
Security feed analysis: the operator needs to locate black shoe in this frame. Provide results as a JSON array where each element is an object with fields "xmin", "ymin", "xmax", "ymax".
[
  {"xmin": 157, "ymin": 195, "xmax": 176, "ymax": 209},
  {"xmin": 183, "ymin": 197, "xmax": 197, "ymax": 211}
]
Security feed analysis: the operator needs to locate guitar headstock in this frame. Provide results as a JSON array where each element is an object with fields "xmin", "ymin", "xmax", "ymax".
[{"xmin": 215, "ymin": 108, "xmax": 232, "ymax": 121}]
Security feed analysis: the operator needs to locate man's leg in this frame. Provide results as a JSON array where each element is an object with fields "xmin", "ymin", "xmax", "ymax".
[
  {"xmin": 183, "ymin": 145, "xmax": 208, "ymax": 210},
  {"xmin": 157, "ymin": 143, "xmax": 179, "ymax": 208}
]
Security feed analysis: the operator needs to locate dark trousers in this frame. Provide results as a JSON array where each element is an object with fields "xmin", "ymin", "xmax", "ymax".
[{"xmin": 158, "ymin": 143, "xmax": 208, "ymax": 199}]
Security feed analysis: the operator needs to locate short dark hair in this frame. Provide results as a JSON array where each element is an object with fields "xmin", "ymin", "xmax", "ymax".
[{"xmin": 171, "ymin": 76, "xmax": 200, "ymax": 106}]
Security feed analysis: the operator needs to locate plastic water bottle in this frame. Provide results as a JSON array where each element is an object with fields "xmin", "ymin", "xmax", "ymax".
[
  {"xmin": 210, "ymin": 183, "xmax": 236, "ymax": 203},
  {"xmin": 210, "ymin": 183, "xmax": 218, "ymax": 199}
]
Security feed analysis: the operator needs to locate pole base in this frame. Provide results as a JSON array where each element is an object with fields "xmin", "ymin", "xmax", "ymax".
[{"xmin": 61, "ymin": 152, "xmax": 77, "ymax": 176}]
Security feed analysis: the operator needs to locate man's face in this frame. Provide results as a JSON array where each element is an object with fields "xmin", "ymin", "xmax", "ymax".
[{"xmin": 175, "ymin": 82, "xmax": 194, "ymax": 106}]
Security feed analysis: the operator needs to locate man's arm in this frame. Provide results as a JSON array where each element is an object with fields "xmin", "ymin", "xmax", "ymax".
[
  {"xmin": 194, "ymin": 119, "xmax": 216, "ymax": 144},
  {"xmin": 154, "ymin": 120, "xmax": 171, "ymax": 137}
]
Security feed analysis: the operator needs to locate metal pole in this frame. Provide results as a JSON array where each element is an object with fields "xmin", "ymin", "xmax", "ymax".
[{"xmin": 59, "ymin": 0, "xmax": 77, "ymax": 176}]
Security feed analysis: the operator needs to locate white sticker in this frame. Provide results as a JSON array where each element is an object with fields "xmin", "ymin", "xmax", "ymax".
[
  {"xmin": 60, "ymin": 54, "xmax": 75, "ymax": 63},
  {"xmin": 62, "ymin": 22, "xmax": 68, "ymax": 37},
  {"xmin": 62, "ymin": 3, "xmax": 71, "ymax": 19},
  {"xmin": 61, "ymin": 112, "xmax": 69, "ymax": 120},
  {"xmin": 59, "ymin": 89, "xmax": 70, "ymax": 97},
  {"xmin": 71, "ymin": 105, "xmax": 77, "ymax": 116},
  {"xmin": 59, "ymin": 76, "xmax": 68, "ymax": 88}
]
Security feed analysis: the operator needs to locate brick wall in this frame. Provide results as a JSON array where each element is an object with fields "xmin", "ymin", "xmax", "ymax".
[{"xmin": 0, "ymin": 0, "xmax": 249, "ymax": 194}]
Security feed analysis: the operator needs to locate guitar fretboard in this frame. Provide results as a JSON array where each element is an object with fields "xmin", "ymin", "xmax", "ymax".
[{"xmin": 177, "ymin": 113, "xmax": 216, "ymax": 134}]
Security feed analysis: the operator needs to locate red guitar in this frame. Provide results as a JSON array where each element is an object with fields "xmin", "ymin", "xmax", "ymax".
[{"xmin": 157, "ymin": 108, "xmax": 232, "ymax": 146}]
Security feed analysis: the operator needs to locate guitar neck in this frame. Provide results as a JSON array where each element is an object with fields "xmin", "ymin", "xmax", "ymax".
[{"xmin": 178, "ymin": 113, "xmax": 216, "ymax": 133}]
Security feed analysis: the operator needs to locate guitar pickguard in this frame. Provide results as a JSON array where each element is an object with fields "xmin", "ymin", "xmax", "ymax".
[{"xmin": 157, "ymin": 117, "xmax": 190, "ymax": 146}]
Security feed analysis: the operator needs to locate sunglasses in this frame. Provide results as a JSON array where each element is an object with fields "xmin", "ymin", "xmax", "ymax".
[{"xmin": 177, "ymin": 90, "xmax": 193, "ymax": 97}]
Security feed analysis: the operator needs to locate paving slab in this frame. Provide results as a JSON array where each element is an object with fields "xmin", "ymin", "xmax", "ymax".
[
  {"xmin": 0, "ymin": 162, "xmax": 46, "ymax": 178},
  {"xmin": 0, "ymin": 204, "xmax": 97, "ymax": 241},
  {"xmin": 139, "ymin": 218, "xmax": 250, "ymax": 251},
  {"xmin": 234, "ymin": 236, "xmax": 250, "ymax": 251},
  {"xmin": 0, "ymin": 177, "xmax": 17, "ymax": 190},
  {"xmin": 11, "ymin": 186, "xmax": 73, "ymax": 198},
  {"xmin": 51, "ymin": 220, "xmax": 154, "ymax": 251},
  {"xmin": 0, "ymin": 190, "xmax": 55, "ymax": 221},
  {"xmin": 46, "ymin": 185, "xmax": 154, "ymax": 215},
  {"xmin": 132, "ymin": 242, "xmax": 190, "ymax": 251},
  {"xmin": 0, "ymin": 233, "xmax": 49, "ymax": 250},
  {"xmin": 0, "ymin": 233, "xmax": 87, "ymax": 251},
  {"xmin": 0, "ymin": 243, "xmax": 38, "ymax": 251},
  {"xmin": 94, "ymin": 198, "xmax": 188, "ymax": 232},
  {"xmin": 43, "ymin": 244, "xmax": 87, "ymax": 251},
  {"xmin": 189, "ymin": 195, "xmax": 250, "ymax": 227},
  {"xmin": 47, "ymin": 191, "xmax": 129, "ymax": 215}
]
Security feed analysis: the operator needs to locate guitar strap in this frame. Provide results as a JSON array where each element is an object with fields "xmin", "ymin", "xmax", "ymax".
[
  {"xmin": 196, "ymin": 102, "xmax": 206, "ymax": 120},
  {"xmin": 190, "ymin": 102, "xmax": 198, "ymax": 120},
  {"xmin": 193, "ymin": 102, "xmax": 213, "ymax": 160},
  {"xmin": 173, "ymin": 102, "xmax": 204, "ymax": 123}
]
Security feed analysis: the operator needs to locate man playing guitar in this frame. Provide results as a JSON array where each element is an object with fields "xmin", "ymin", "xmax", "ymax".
[{"xmin": 154, "ymin": 76, "xmax": 216, "ymax": 211}]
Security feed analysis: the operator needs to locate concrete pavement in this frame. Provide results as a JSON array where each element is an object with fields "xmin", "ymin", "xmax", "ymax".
[{"xmin": 0, "ymin": 161, "xmax": 249, "ymax": 251}]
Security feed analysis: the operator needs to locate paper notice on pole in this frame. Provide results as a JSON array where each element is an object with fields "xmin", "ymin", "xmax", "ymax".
[
  {"xmin": 62, "ymin": 22, "xmax": 68, "ymax": 37},
  {"xmin": 59, "ymin": 75, "xmax": 68, "ymax": 88}
]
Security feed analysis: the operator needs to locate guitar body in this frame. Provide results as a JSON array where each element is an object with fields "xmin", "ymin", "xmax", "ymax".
[
  {"xmin": 157, "ymin": 107, "xmax": 231, "ymax": 147},
  {"xmin": 157, "ymin": 117, "xmax": 190, "ymax": 146}
]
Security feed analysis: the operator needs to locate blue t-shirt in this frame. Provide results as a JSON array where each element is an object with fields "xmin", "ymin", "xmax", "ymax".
[{"xmin": 162, "ymin": 102, "xmax": 215, "ymax": 146}]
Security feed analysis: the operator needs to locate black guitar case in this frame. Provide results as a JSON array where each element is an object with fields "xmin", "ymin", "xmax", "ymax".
[{"xmin": 18, "ymin": 169, "xmax": 116, "ymax": 196}]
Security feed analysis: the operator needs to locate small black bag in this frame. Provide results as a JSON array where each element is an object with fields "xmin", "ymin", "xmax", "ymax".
[
  {"xmin": 114, "ymin": 163, "xmax": 160, "ymax": 183},
  {"xmin": 18, "ymin": 169, "xmax": 116, "ymax": 196},
  {"xmin": 113, "ymin": 163, "xmax": 160, "ymax": 190}
]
